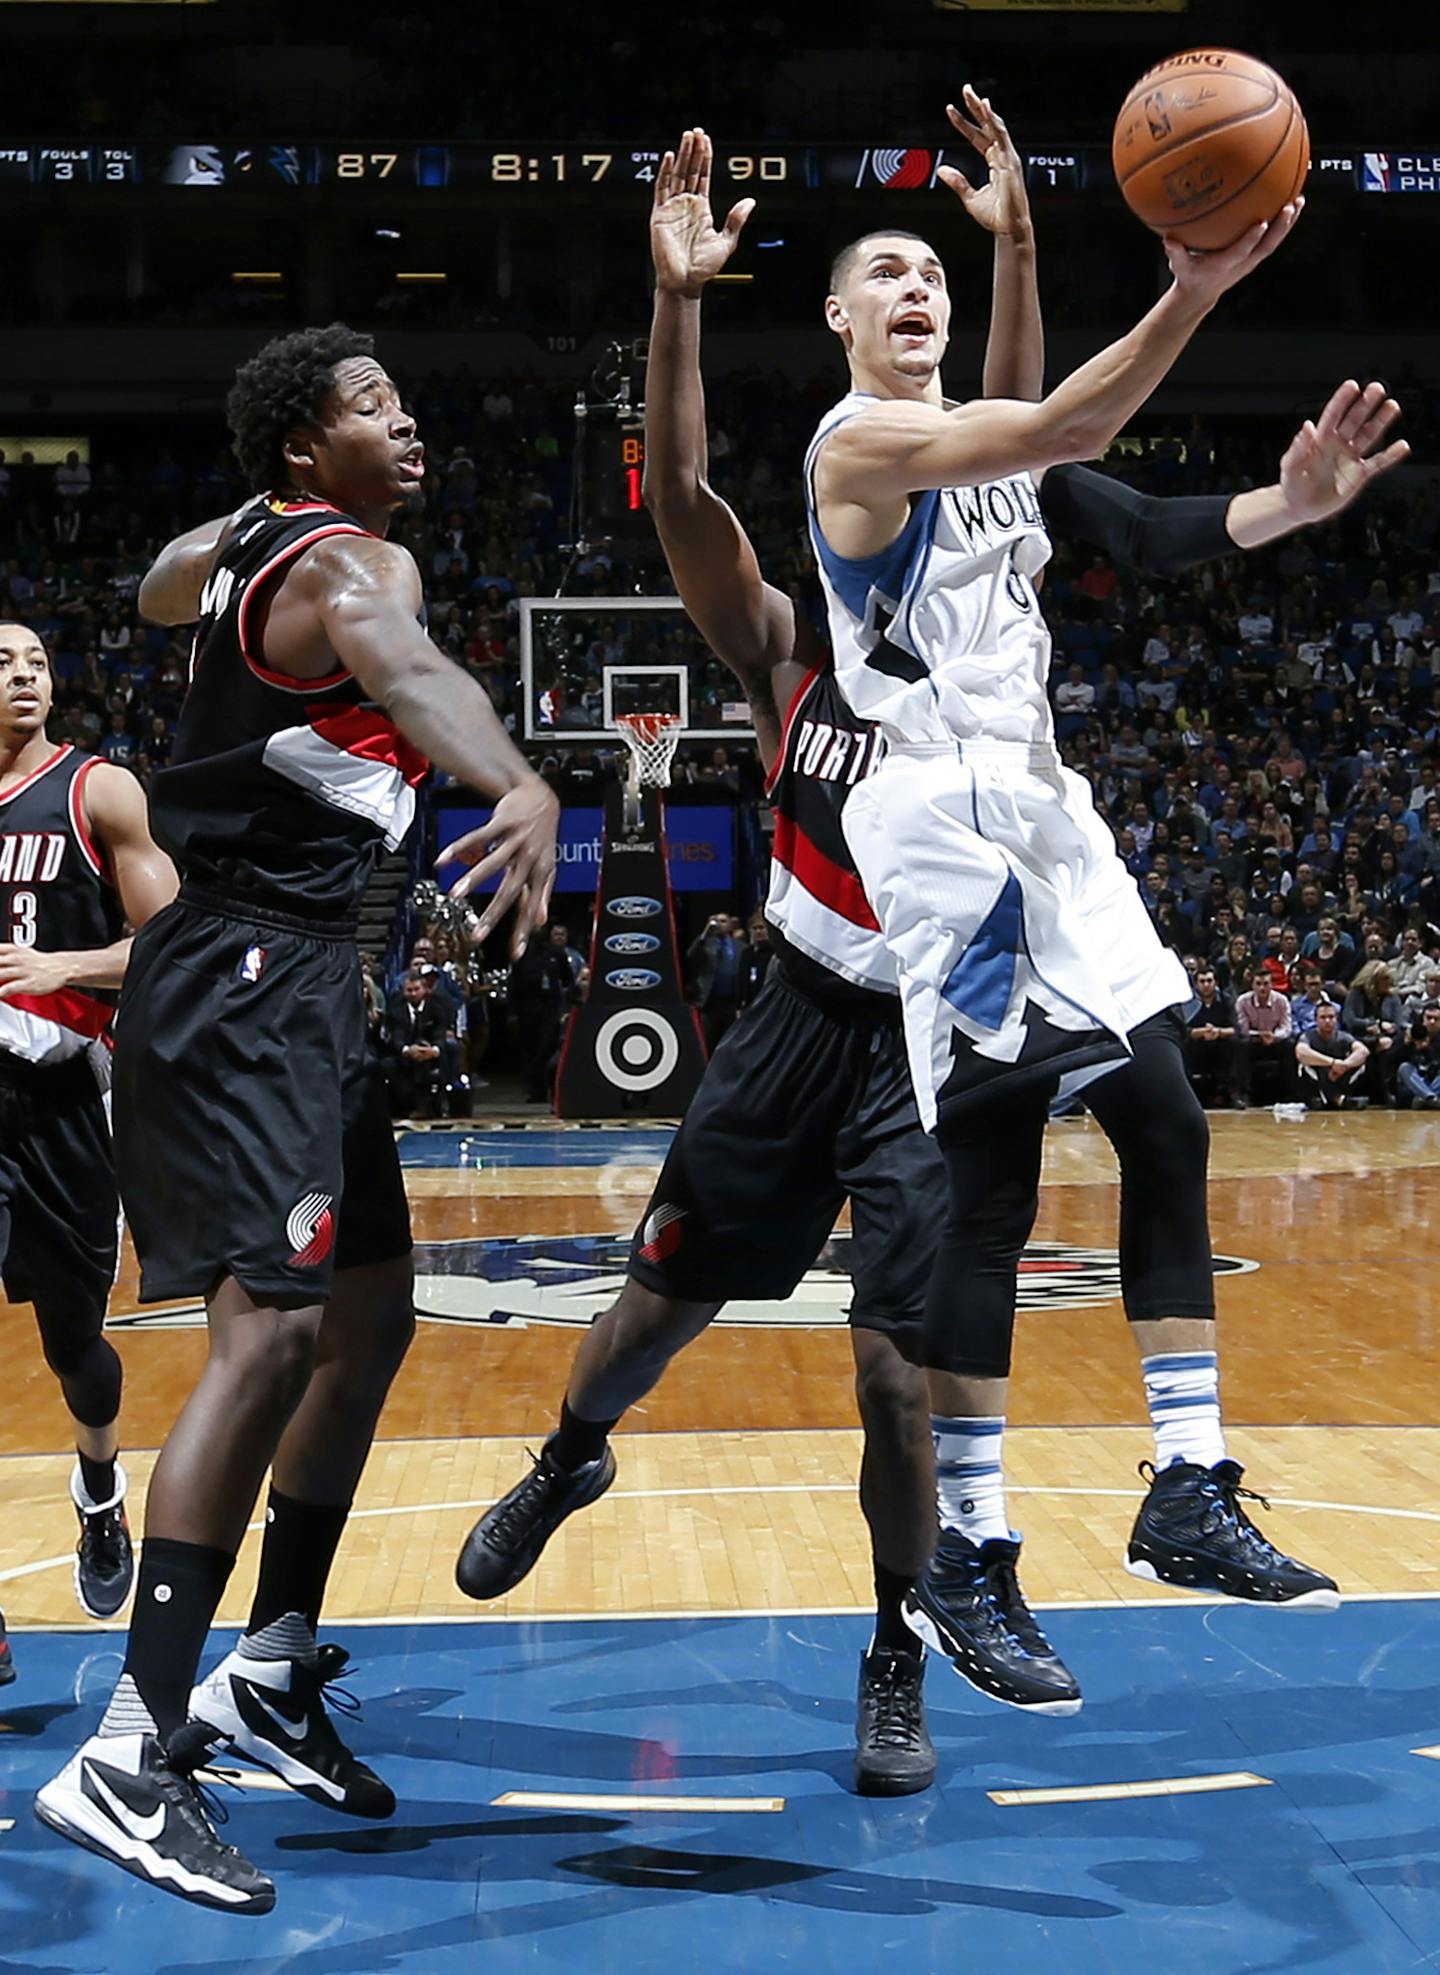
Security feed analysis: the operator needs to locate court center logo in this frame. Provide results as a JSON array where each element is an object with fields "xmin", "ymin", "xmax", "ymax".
[{"xmin": 107, "ymin": 1235, "xmax": 1257, "ymax": 1332}]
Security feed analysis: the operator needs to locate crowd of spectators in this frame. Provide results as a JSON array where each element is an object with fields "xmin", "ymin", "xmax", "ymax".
[{"xmin": 9, "ymin": 372, "xmax": 1440, "ymax": 1112}]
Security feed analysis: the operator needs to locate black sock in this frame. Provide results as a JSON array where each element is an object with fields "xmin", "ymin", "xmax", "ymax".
[
  {"xmin": 246, "ymin": 1487, "xmax": 351, "ymax": 1638},
  {"xmin": 550, "ymin": 1397, "xmax": 618, "ymax": 1472},
  {"xmin": 873, "ymin": 1563, "xmax": 920, "ymax": 1657},
  {"xmin": 78, "ymin": 1449, "xmax": 118, "ymax": 1506},
  {"xmin": 121, "ymin": 1536, "xmax": 235, "ymax": 1739}
]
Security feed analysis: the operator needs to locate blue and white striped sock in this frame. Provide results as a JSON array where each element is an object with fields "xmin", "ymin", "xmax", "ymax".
[
  {"xmin": 932, "ymin": 1415, "xmax": 1010, "ymax": 1545},
  {"xmin": 1141, "ymin": 1351, "xmax": 1226, "ymax": 1470}
]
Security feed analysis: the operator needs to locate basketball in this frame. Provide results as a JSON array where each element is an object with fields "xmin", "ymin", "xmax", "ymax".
[{"xmin": 1112, "ymin": 47, "xmax": 1310, "ymax": 251}]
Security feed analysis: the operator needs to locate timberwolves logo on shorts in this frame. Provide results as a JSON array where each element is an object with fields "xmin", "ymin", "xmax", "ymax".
[{"xmin": 111, "ymin": 1232, "xmax": 1256, "ymax": 1330}]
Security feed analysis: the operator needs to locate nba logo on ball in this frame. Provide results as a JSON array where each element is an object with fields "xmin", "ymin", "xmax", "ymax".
[{"xmin": 238, "ymin": 944, "xmax": 267, "ymax": 983}]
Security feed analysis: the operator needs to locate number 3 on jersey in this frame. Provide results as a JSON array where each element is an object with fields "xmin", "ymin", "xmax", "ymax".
[{"xmin": 10, "ymin": 889, "xmax": 37, "ymax": 944}]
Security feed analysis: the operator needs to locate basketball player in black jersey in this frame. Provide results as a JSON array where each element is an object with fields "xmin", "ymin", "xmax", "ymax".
[
  {"xmin": 37, "ymin": 327, "xmax": 558, "ymax": 1914},
  {"xmin": 0, "ymin": 622, "xmax": 176, "ymax": 1682},
  {"xmin": 457, "ymin": 124, "xmax": 1402, "ymax": 1777}
]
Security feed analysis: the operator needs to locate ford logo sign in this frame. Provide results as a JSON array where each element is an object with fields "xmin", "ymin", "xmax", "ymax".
[
  {"xmin": 608, "ymin": 896, "xmax": 663, "ymax": 919},
  {"xmin": 604, "ymin": 932, "xmax": 662, "ymax": 956},
  {"xmin": 606, "ymin": 969, "xmax": 662, "ymax": 992}
]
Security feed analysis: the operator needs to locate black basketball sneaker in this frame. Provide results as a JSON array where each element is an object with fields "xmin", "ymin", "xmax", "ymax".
[
  {"xmin": 190, "ymin": 1644, "xmax": 394, "ymax": 1818},
  {"xmin": 456, "ymin": 1440, "xmax": 617, "ymax": 1599},
  {"xmin": 903, "ymin": 1532, "xmax": 1083, "ymax": 1714},
  {"xmin": 1126, "ymin": 1459, "xmax": 1340, "ymax": 1608},
  {"xmin": 0, "ymin": 1608, "xmax": 14, "ymax": 1686},
  {"xmin": 34, "ymin": 1721, "xmax": 275, "ymax": 1914},
  {"xmin": 71, "ymin": 1462, "xmax": 135, "ymax": 1621},
  {"xmin": 854, "ymin": 1647, "xmax": 936, "ymax": 1797}
]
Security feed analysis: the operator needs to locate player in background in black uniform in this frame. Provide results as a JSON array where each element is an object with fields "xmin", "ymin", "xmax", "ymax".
[
  {"xmin": 0, "ymin": 623, "xmax": 176, "ymax": 1681},
  {"xmin": 37, "ymin": 329, "xmax": 557, "ymax": 1914},
  {"xmin": 457, "ymin": 122, "xmax": 1403, "ymax": 1760}
]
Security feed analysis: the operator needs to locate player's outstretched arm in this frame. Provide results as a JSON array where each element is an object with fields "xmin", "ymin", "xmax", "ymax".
[
  {"xmin": 817, "ymin": 201, "xmax": 1303, "ymax": 550},
  {"xmin": 137, "ymin": 510, "xmax": 243, "ymax": 625},
  {"xmin": 0, "ymin": 762, "xmax": 177, "ymax": 999},
  {"xmin": 1041, "ymin": 380, "xmax": 1408, "ymax": 577},
  {"xmin": 939, "ymin": 88, "xmax": 1043, "ymax": 403},
  {"xmin": 644, "ymin": 129, "xmax": 806, "ymax": 751},
  {"xmin": 300, "ymin": 535, "xmax": 558, "ymax": 950}
]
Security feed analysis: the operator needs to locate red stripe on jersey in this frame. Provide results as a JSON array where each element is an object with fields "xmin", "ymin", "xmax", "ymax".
[
  {"xmin": 67, "ymin": 756, "xmax": 109, "ymax": 883},
  {"xmin": 237, "ymin": 523, "xmax": 372, "ymax": 691},
  {"xmin": 763, "ymin": 667, "xmax": 823, "ymax": 798},
  {"xmin": 308, "ymin": 706, "xmax": 430, "ymax": 786},
  {"xmin": 6, "ymin": 986, "xmax": 112, "ymax": 1039},
  {"xmin": 0, "ymin": 743, "xmax": 72, "ymax": 807},
  {"xmin": 772, "ymin": 811, "xmax": 880, "ymax": 932}
]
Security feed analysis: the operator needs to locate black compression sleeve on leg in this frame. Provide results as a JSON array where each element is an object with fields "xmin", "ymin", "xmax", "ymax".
[
  {"xmin": 1041, "ymin": 463, "xmax": 1234, "ymax": 578},
  {"xmin": 924, "ymin": 1098, "xmax": 1049, "ymax": 1377},
  {"xmin": 1085, "ymin": 1013, "xmax": 1216, "ymax": 1323},
  {"xmin": 34, "ymin": 1304, "xmax": 122, "ymax": 1430}
]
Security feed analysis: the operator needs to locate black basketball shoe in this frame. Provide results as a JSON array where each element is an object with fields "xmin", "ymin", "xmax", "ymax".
[
  {"xmin": 71, "ymin": 1462, "xmax": 135, "ymax": 1621},
  {"xmin": 903, "ymin": 1532, "xmax": 1082, "ymax": 1714},
  {"xmin": 456, "ymin": 1440, "xmax": 617, "ymax": 1599},
  {"xmin": 190, "ymin": 1644, "xmax": 394, "ymax": 1818},
  {"xmin": 1125, "ymin": 1459, "xmax": 1340, "ymax": 1608},
  {"xmin": 854, "ymin": 1647, "xmax": 936, "ymax": 1797},
  {"xmin": 34, "ymin": 1722, "xmax": 275, "ymax": 1914},
  {"xmin": 0, "ymin": 1609, "xmax": 14, "ymax": 1686}
]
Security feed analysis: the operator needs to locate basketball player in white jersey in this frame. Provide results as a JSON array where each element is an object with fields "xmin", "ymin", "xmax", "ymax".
[{"xmin": 807, "ymin": 120, "xmax": 1407, "ymax": 1663}]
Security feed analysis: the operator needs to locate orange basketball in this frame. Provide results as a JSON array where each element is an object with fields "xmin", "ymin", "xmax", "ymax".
[{"xmin": 1112, "ymin": 47, "xmax": 1309, "ymax": 251}]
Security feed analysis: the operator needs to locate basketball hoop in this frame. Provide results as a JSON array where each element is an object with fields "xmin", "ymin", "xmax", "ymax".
[{"xmin": 615, "ymin": 712, "xmax": 683, "ymax": 835}]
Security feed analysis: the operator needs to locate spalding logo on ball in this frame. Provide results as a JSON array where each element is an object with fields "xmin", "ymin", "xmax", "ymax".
[{"xmin": 1113, "ymin": 47, "xmax": 1309, "ymax": 252}]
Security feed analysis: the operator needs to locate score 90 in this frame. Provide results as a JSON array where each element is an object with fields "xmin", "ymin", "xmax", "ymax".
[{"xmin": 724, "ymin": 156, "xmax": 787, "ymax": 181}]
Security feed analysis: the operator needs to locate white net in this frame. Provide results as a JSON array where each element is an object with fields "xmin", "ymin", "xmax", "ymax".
[{"xmin": 615, "ymin": 713, "xmax": 683, "ymax": 834}]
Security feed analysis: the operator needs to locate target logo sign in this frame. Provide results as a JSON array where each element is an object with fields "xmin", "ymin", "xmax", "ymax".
[{"xmin": 594, "ymin": 1007, "xmax": 681, "ymax": 1092}]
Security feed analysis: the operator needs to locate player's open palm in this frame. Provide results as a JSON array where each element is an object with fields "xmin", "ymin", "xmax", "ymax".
[
  {"xmin": 1279, "ymin": 379, "xmax": 1410, "ymax": 524},
  {"xmin": 651, "ymin": 127, "xmax": 755, "ymax": 297},
  {"xmin": 1163, "ymin": 197, "xmax": 1303, "ymax": 305},
  {"xmin": 938, "ymin": 86, "xmax": 1031, "ymax": 240}
]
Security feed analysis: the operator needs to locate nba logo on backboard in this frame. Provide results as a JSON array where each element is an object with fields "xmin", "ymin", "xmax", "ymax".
[
  {"xmin": 1362, "ymin": 154, "xmax": 1392, "ymax": 192},
  {"xmin": 238, "ymin": 944, "xmax": 267, "ymax": 983}
]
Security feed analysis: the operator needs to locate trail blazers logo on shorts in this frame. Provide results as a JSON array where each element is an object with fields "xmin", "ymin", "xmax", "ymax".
[
  {"xmin": 637, "ymin": 1203, "xmax": 686, "ymax": 1265},
  {"xmin": 286, "ymin": 1192, "xmax": 336, "ymax": 1268}
]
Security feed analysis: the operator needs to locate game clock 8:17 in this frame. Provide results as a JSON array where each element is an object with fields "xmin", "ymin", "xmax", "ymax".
[{"xmin": 485, "ymin": 151, "xmax": 790, "ymax": 186}]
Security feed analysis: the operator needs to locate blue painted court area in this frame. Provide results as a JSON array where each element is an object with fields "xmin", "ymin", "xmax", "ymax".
[
  {"xmin": 5, "ymin": 1602, "xmax": 1440, "ymax": 1972},
  {"xmin": 397, "ymin": 1127, "xmax": 676, "ymax": 1169}
]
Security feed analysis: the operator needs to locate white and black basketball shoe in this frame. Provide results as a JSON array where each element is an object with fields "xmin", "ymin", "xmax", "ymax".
[
  {"xmin": 71, "ymin": 1461, "xmax": 135, "ymax": 1621},
  {"xmin": 34, "ymin": 1723, "xmax": 274, "ymax": 1914},
  {"xmin": 191, "ymin": 1644, "xmax": 394, "ymax": 1818}
]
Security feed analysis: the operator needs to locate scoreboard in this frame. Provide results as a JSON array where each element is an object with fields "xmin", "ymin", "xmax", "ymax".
[{"xmin": 0, "ymin": 142, "xmax": 1431, "ymax": 197}]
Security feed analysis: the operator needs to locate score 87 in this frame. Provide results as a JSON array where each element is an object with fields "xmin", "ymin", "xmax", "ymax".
[{"xmin": 337, "ymin": 153, "xmax": 398, "ymax": 179}]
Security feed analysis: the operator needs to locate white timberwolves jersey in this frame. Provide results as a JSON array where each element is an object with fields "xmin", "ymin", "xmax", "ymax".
[{"xmin": 804, "ymin": 391, "xmax": 1055, "ymax": 747}]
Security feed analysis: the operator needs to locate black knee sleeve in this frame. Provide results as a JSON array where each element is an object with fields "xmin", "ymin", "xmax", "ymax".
[
  {"xmin": 923, "ymin": 1098, "xmax": 1048, "ymax": 1376},
  {"xmin": 1086, "ymin": 1012, "xmax": 1215, "ymax": 1324},
  {"xmin": 36, "ymin": 1304, "xmax": 122, "ymax": 1430}
]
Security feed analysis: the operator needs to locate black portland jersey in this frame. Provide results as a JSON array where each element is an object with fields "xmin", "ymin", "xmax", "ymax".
[
  {"xmin": 0, "ymin": 744, "xmax": 123, "ymax": 1063},
  {"xmin": 764, "ymin": 663, "xmax": 895, "ymax": 1000},
  {"xmin": 152, "ymin": 495, "xmax": 428, "ymax": 918}
]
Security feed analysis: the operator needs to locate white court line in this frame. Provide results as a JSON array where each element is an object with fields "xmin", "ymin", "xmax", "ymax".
[
  {"xmin": 494, "ymin": 1790, "xmax": 784, "ymax": 1814},
  {"xmin": 7, "ymin": 1481, "xmax": 1440, "ymax": 1593},
  {"xmin": 0, "ymin": 1819, "xmax": 13, "ymax": 1833},
  {"xmin": 990, "ymin": 1771, "xmax": 1271, "ymax": 1808}
]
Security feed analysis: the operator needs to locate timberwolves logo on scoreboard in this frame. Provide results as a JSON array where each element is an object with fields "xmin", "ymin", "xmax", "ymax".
[{"xmin": 107, "ymin": 1235, "xmax": 1258, "ymax": 1332}]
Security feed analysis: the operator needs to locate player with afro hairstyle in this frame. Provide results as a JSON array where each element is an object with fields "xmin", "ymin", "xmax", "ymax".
[{"xmin": 227, "ymin": 322, "xmax": 378, "ymax": 495}]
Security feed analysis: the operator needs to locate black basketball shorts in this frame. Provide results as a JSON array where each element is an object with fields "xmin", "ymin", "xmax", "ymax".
[
  {"xmin": 627, "ymin": 968, "xmax": 947, "ymax": 1334},
  {"xmin": 113, "ymin": 889, "xmax": 412, "ymax": 1310},
  {"xmin": 0, "ymin": 1050, "xmax": 118, "ymax": 1328}
]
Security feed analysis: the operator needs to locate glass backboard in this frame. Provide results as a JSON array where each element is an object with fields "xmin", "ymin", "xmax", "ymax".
[{"xmin": 521, "ymin": 597, "xmax": 756, "ymax": 743}]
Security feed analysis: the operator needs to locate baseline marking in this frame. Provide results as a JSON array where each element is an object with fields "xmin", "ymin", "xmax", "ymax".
[
  {"xmin": 989, "ymin": 1772, "xmax": 1272, "ymax": 1807},
  {"xmin": 494, "ymin": 1790, "xmax": 784, "ymax": 1814}
]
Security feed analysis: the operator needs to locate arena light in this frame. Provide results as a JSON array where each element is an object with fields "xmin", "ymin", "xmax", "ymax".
[
  {"xmin": 231, "ymin": 271, "xmax": 283, "ymax": 283},
  {"xmin": 396, "ymin": 271, "xmax": 447, "ymax": 281}
]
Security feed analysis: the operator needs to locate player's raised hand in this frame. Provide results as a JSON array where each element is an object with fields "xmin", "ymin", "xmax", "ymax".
[
  {"xmin": 440, "ymin": 776, "xmax": 558, "ymax": 957},
  {"xmin": 650, "ymin": 127, "xmax": 756, "ymax": 297},
  {"xmin": 937, "ymin": 86, "xmax": 1032, "ymax": 240},
  {"xmin": 1163, "ymin": 197, "xmax": 1304, "ymax": 305},
  {"xmin": 1277, "ymin": 380, "xmax": 1410, "ymax": 524}
]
